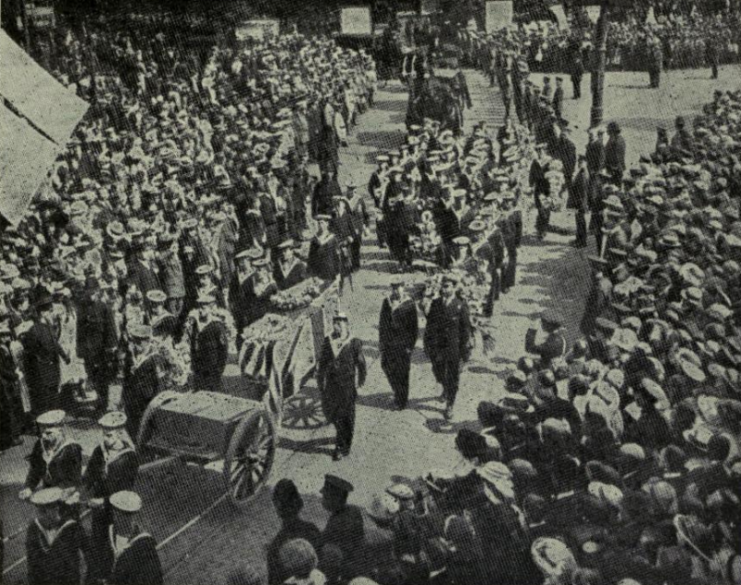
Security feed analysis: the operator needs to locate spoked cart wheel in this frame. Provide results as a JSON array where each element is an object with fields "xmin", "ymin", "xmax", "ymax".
[
  {"xmin": 224, "ymin": 409, "xmax": 276, "ymax": 507},
  {"xmin": 136, "ymin": 391, "xmax": 181, "ymax": 450}
]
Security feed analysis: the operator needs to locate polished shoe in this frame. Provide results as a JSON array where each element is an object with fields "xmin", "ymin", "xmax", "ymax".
[{"xmin": 332, "ymin": 450, "xmax": 344, "ymax": 461}]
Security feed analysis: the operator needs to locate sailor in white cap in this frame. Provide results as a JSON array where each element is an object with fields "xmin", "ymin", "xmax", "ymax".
[
  {"xmin": 187, "ymin": 290, "xmax": 230, "ymax": 393},
  {"xmin": 97, "ymin": 491, "xmax": 162, "ymax": 585},
  {"xmin": 20, "ymin": 410, "xmax": 83, "ymax": 503},
  {"xmin": 308, "ymin": 214, "xmax": 340, "ymax": 283},
  {"xmin": 274, "ymin": 239, "xmax": 307, "ymax": 291},
  {"xmin": 121, "ymin": 324, "xmax": 166, "ymax": 438},
  {"xmin": 146, "ymin": 289, "xmax": 177, "ymax": 339},
  {"xmin": 26, "ymin": 487, "xmax": 85, "ymax": 585},
  {"xmin": 83, "ymin": 411, "xmax": 140, "ymax": 582},
  {"xmin": 318, "ymin": 313, "xmax": 367, "ymax": 460}
]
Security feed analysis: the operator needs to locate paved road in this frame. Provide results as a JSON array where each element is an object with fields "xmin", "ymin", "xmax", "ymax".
[{"xmin": 1, "ymin": 70, "xmax": 594, "ymax": 584}]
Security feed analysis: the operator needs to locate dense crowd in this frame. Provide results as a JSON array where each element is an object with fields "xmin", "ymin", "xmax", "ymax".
[
  {"xmin": 459, "ymin": 10, "xmax": 741, "ymax": 76},
  {"xmin": 0, "ymin": 19, "xmax": 379, "ymax": 446}
]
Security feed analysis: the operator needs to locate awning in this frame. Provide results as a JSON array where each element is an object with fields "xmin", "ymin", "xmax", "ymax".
[
  {"xmin": 0, "ymin": 31, "xmax": 88, "ymax": 225},
  {"xmin": 0, "ymin": 103, "xmax": 61, "ymax": 225}
]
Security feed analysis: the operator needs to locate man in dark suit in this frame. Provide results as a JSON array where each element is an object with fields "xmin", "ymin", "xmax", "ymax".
[
  {"xmin": 312, "ymin": 169, "xmax": 342, "ymax": 217},
  {"xmin": 22, "ymin": 293, "xmax": 69, "ymax": 417},
  {"xmin": 605, "ymin": 121, "xmax": 626, "ymax": 186},
  {"xmin": 127, "ymin": 242, "xmax": 161, "ymax": 305},
  {"xmin": 77, "ymin": 278, "xmax": 118, "ymax": 412},
  {"xmin": 571, "ymin": 155, "xmax": 591, "ymax": 248},
  {"xmin": 553, "ymin": 77, "xmax": 565, "ymax": 121},
  {"xmin": 318, "ymin": 313, "xmax": 366, "ymax": 460},
  {"xmin": 319, "ymin": 474, "xmax": 365, "ymax": 578},
  {"xmin": 267, "ymin": 479, "xmax": 321, "ymax": 585},
  {"xmin": 186, "ymin": 294, "xmax": 229, "ymax": 393},
  {"xmin": 379, "ymin": 281, "xmax": 419, "ymax": 410},
  {"xmin": 273, "ymin": 239, "xmax": 308, "ymax": 291},
  {"xmin": 423, "ymin": 273, "xmax": 472, "ymax": 420}
]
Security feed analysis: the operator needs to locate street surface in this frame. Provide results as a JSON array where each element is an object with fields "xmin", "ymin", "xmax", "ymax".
[{"xmin": 6, "ymin": 64, "xmax": 733, "ymax": 583}]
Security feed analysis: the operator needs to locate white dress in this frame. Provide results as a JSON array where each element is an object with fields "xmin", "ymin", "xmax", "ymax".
[{"xmin": 59, "ymin": 309, "xmax": 86, "ymax": 386}]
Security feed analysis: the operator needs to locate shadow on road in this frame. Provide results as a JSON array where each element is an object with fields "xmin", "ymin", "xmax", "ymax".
[
  {"xmin": 278, "ymin": 435, "xmax": 335, "ymax": 457},
  {"xmin": 356, "ymin": 130, "xmax": 406, "ymax": 151}
]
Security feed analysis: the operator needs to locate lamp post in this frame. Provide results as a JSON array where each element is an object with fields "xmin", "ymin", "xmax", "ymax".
[{"xmin": 590, "ymin": 1, "xmax": 610, "ymax": 128}]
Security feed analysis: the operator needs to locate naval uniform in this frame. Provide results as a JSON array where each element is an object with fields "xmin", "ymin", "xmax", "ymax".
[
  {"xmin": 379, "ymin": 296, "xmax": 419, "ymax": 409},
  {"xmin": 317, "ymin": 336, "xmax": 367, "ymax": 456},
  {"xmin": 189, "ymin": 317, "xmax": 229, "ymax": 392},
  {"xmin": 26, "ymin": 518, "xmax": 85, "ymax": 585},
  {"xmin": 25, "ymin": 439, "xmax": 83, "ymax": 492},
  {"xmin": 273, "ymin": 258, "xmax": 307, "ymax": 291},
  {"xmin": 95, "ymin": 527, "xmax": 163, "ymax": 585},
  {"xmin": 121, "ymin": 351, "xmax": 167, "ymax": 439},
  {"xmin": 83, "ymin": 444, "xmax": 140, "ymax": 583},
  {"xmin": 307, "ymin": 233, "xmax": 340, "ymax": 282}
]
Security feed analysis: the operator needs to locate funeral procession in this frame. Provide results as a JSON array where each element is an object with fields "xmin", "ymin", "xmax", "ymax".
[{"xmin": 2, "ymin": 0, "xmax": 741, "ymax": 583}]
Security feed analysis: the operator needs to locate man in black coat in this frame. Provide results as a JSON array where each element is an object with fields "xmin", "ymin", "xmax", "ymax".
[
  {"xmin": 312, "ymin": 169, "xmax": 342, "ymax": 217},
  {"xmin": 423, "ymin": 273, "xmax": 472, "ymax": 420},
  {"xmin": 187, "ymin": 294, "xmax": 229, "ymax": 393},
  {"xmin": 267, "ymin": 479, "xmax": 321, "ymax": 585},
  {"xmin": 319, "ymin": 474, "xmax": 365, "ymax": 578},
  {"xmin": 22, "ymin": 293, "xmax": 69, "ymax": 417},
  {"xmin": 571, "ymin": 155, "xmax": 591, "ymax": 248},
  {"xmin": 553, "ymin": 77, "xmax": 565, "ymax": 121},
  {"xmin": 318, "ymin": 313, "xmax": 367, "ymax": 460},
  {"xmin": 605, "ymin": 121, "xmax": 626, "ymax": 186},
  {"xmin": 77, "ymin": 278, "xmax": 118, "ymax": 412},
  {"xmin": 228, "ymin": 248, "xmax": 258, "ymax": 350},
  {"xmin": 379, "ymin": 281, "xmax": 419, "ymax": 410},
  {"xmin": 126, "ymin": 242, "xmax": 161, "ymax": 303}
]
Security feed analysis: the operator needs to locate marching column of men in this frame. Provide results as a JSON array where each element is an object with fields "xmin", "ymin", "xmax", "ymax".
[{"xmin": 17, "ymin": 408, "xmax": 161, "ymax": 585}]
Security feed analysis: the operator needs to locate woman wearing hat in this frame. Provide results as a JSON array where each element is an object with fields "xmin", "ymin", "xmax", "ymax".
[{"xmin": 83, "ymin": 411, "xmax": 140, "ymax": 583}]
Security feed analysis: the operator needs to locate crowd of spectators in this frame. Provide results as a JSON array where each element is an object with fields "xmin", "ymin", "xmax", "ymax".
[
  {"xmin": 459, "ymin": 9, "xmax": 741, "ymax": 75},
  {"xmin": 0, "ymin": 17, "xmax": 377, "ymax": 445}
]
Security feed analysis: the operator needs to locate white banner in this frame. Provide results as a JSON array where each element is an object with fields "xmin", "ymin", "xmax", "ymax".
[
  {"xmin": 486, "ymin": 1, "xmax": 513, "ymax": 33},
  {"xmin": 340, "ymin": 7, "xmax": 372, "ymax": 36},
  {"xmin": 235, "ymin": 19, "xmax": 279, "ymax": 42}
]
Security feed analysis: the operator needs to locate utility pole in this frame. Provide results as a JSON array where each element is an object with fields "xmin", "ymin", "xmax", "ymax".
[{"xmin": 590, "ymin": 1, "xmax": 609, "ymax": 128}]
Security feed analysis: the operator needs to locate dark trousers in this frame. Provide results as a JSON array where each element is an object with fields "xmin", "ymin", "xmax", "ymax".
[
  {"xmin": 711, "ymin": 62, "xmax": 719, "ymax": 79},
  {"xmin": 0, "ymin": 382, "xmax": 24, "ymax": 447},
  {"xmin": 334, "ymin": 405, "xmax": 356, "ymax": 454},
  {"xmin": 536, "ymin": 207, "xmax": 551, "ymax": 237},
  {"xmin": 649, "ymin": 69, "xmax": 661, "ymax": 88},
  {"xmin": 575, "ymin": 210, "xmax": 588, "ymax": 247},
  {"xmin": 166, "ymin": 297, "xmax": 184, "ymax": 319},
  {"xmin": 502, "ymin": 250, "xmax": 517, "ymax": 292},
  {"xmin": 571, "ymin": 75, "xmax": 582, "ymax": 99},
  {"xmin": 430, "ymin": 355, "xmax": 461, "ymax": 406},
  {"xmin": 351, "ymin": 235, "xmax": 362, "ymax": 272},
  {"xmin": 85, "ymin": 358, "xmax": 111, "ymax": 410},
  {"xmin": 381, "ymin": 349, "xmax": 412, "ymax": 408}
]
